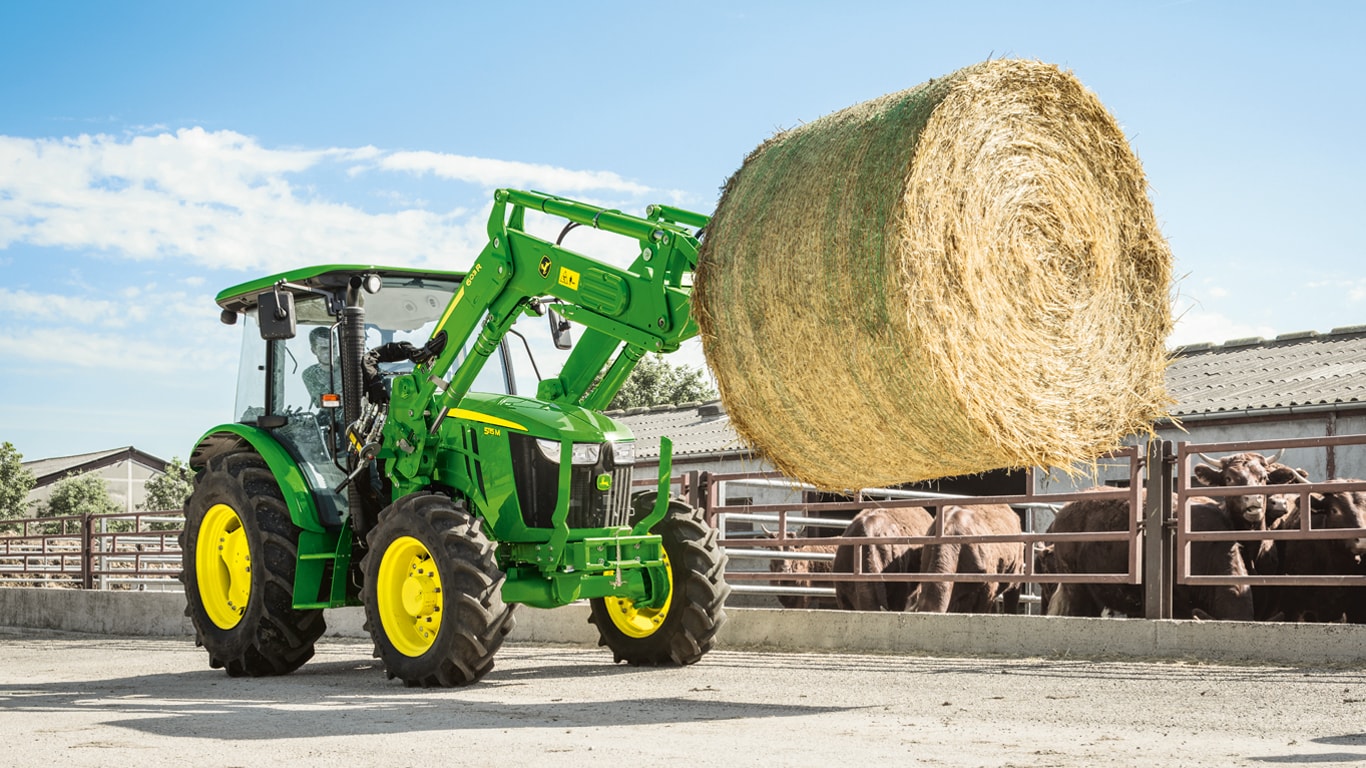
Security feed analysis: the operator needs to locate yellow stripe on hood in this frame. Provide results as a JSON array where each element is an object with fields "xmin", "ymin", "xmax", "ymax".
[{"xmin": 447, "ymin": 408, "xmax": 526, "ymax": 432}]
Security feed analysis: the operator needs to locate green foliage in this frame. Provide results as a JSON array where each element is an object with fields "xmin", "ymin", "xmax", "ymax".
[
  {"xmin": 141, "ymin": 457, "xmax": 193, "ymax": 530},
  {"xmin": 609, "ymin": 354, "xmax": 718, "ymax": 411},
  {"xmin": 45, "ymin": 472, "xmax": 121, "ymax": 518},
  {"xmin": 0, "ymin": 442, "xmax": 36, "ymax": 532},
  {"xmin": 0, "ymin": 441, "xmax": 36, "ymax": 520},
  {"xmin": 142, "ymin": 457, "xmax": 194, "ymax": 512},
  {"xmin": 28, "ymin": 472, "xmax": 124, "ymax": 535}
]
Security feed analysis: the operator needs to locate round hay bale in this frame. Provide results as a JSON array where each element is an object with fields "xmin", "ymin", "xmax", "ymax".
[{"xmin": 694, "ymin": 59, "xmax": 1173, "ymax": 490}]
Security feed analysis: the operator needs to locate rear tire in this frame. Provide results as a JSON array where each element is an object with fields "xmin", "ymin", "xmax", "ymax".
[
  {"xmin": 180, "ymin": 449, "xmax": 325, "ymax": 676},
  {"xmin": 588, "ymin": 497, "xmax": 729, "ymax": 666},
  {"xmin": 361, "ymin": 493, "xmax": 515, "ymax": 687}
]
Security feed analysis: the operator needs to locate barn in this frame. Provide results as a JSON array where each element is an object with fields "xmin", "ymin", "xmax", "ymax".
[
  {"xmin": 616, "ymin": 326, "xmax": 1366, "ymax": 612},
  {"xmin": 21, "ymin": 446, "xmax": 170, "ymax": 515},
  {"xmin": 618, "ymin": 325, "xmax": 1366, "ymax": 499}
]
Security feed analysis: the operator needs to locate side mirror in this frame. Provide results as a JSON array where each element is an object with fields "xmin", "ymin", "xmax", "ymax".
[
  {"xmin": 258, "ymin": 289, "xmax": 297, "ymax": 340},
  {"xmin": 549, "ymin": 308, "xmax": 573, "ymax": 350}
]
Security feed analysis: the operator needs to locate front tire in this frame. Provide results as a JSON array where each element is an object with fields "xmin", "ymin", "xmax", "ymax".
[
  {"xmin": 360, "ymin": 493, "xmax": 515, "ymax": 687},
  {"xmin": 180, "ymin": 449, "xmax": 325, "ymax": 676},
  {"xmin": 588, "ymin": 497, "xmax": 730, "ymax": 666}
]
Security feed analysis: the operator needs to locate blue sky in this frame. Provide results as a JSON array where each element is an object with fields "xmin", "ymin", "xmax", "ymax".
[{"xmin": 1, "ymin": 1, "xmax": 1363, "ymax": 463}]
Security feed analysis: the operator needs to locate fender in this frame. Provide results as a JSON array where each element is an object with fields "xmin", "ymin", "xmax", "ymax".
[{"xmin": 189, "ymin": 424, "xmax": 328, "ymax": 534}]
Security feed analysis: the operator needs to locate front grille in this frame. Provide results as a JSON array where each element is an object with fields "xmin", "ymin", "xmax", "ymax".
[{"xmin": 511, "ymin": 435, "xmax": 634, "ymax": 530}]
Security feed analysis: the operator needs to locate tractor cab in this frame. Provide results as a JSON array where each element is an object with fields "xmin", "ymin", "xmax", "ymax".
[{"xmin": 217, "ymin": 266, "xmax": 514, "ymax": 528}]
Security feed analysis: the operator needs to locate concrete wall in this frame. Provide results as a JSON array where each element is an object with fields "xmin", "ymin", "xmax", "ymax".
[{"xmin": 3, "ymin": 587, "xmax": 1363, "ymax": 667}]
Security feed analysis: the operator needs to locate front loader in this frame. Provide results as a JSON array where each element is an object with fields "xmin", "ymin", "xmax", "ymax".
[{"xmin": 180, "ymin": 189, "xmax": 729, "ymax": 686}]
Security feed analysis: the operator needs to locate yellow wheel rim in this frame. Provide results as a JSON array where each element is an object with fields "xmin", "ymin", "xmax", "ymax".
[
  {"xmin": 606, "ymin": 551, "xmax": 674, "ymax": 638},
  {"xmin": 196, "ymin": 503, "xmax": 251, "ymax": 630},
  {"xmin": 377, "ymin": 536, "xmax": 444, "ymax": 657}
]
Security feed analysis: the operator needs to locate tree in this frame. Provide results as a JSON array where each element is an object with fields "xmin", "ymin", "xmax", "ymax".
[
  {"xmin": 609, "ymin": 354, "xmax": 718, "ymax": 410},
  {"xmin": 141, "ymin": 457, "xmax": 194, "ymax": 512},
  {"xmin": 45, "ymin": 472, "xmax": 121, "ymax": 520},
  {"xmin": 0, "ymin": 442, "xmax": 36, "ymax": 527}
]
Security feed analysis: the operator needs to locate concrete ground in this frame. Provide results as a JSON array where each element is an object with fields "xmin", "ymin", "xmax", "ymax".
[{"xmin": 2, "ymin": 627, "xmax": 1365, "ymax": 768}]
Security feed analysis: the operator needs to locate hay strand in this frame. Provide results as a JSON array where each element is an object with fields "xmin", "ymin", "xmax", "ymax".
[{"xmin": 694, "ymin": 59, "xmax": 1173, "ymax": 490}]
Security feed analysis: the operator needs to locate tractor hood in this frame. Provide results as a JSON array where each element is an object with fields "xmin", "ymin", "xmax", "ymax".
[{"xmin": 449, "ymin": 391, "xmax": 634, "ymax": 444}]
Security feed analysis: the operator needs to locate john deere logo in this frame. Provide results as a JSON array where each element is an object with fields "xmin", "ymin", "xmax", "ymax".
[
  {"xmin": 538, "ymin": 256, "xmax": 552, "ymax": 278},
  {"xmin": 595, "ymin": 473, "xmax": 612, "ymax": 492}
]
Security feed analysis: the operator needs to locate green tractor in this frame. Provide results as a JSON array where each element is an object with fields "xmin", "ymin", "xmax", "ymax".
[{"xmin": 180, "ymin": 189, "xmax": 729, "ymax": 686}]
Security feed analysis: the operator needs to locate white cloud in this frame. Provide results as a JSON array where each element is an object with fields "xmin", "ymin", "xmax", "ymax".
[
  {"xmin": 0, "ymin": 126, "xmax": 694, "ymax": 463},
  {"xmin": 379, "ymin": 150, "xmax": 651, "ymax": 195},
  {"xmin": 0, "ymin": 323, "xmax": 232, "ymax": 374},
  {"xmin": 0, "ymin": 128, "xmax": 659, "ymax": 275},
  {"xmin": 0, "ymin": 288, "xmax": 140, "ymax": 327},
  {"xmin": 1169, "ymin": 309, "xmax": 1275, "ymax": 348}
]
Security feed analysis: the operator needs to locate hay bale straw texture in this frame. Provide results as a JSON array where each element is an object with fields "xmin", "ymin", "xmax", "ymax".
[{"xmin": 694, "ymin": 59, "xmax": 1173, "ymax": 490}]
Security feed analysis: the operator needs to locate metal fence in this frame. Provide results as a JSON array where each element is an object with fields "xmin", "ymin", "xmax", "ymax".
[
  {"xmin": 701, "ymin": 434, "xmax": 1366, "ymax": 620},
  {"xmin": 8, "ymin": 432, "xmax": 1366, "ymax": 621},
  {"xmin": 1170, "ymin": 433, "xmax": 1366, "ymax": 593},
  {"xmin": 0, "ymin": 509, "xmax": 184, "ymax": 590},
  {"xmin": 694, "ymin": 446, "xmax": 1144, "ymax": 612}
]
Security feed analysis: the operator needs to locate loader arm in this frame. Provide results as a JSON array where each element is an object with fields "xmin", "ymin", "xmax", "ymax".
[{"xmin": 383, "ymin": 188, "xmax": 707, "ymax": 486}]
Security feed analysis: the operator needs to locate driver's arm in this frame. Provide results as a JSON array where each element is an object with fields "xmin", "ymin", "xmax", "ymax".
[{"xmin": 363, "ymin": 333, "xmax": 448, "ymax": 404}]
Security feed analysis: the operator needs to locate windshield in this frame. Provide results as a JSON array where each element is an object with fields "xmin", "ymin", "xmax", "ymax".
[
  {"xmin": 229, "ymin": 275, "xmax": 514, "ymax": 520},
  {"xmin": 362, "ymin": 275, "xmax": 512, "ymax": 395}
]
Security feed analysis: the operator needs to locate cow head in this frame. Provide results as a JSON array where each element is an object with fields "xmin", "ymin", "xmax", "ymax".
[
  {"xmin": 1191, "ymin": 451, "xmax": 1281, "ymax": 528},
  {"xmin": 1265, "ymin": 463, "xmax": 1312, "ymax": 527},
  {"xmin": 1322, "ymin": 484, "xmax": 1366, "ymax": 559}
]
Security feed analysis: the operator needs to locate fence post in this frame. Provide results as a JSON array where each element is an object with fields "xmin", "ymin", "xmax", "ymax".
[
  {"xmin": 81, "ymin": 513, "xmax": 95, "ymax": 590},
  {"xmin": 1143, "ymin": 440, "xmax": 1173, "ymax": 619}
]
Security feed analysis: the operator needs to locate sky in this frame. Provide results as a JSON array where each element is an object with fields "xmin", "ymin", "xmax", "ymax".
[{"xmin": 1, "ymin": 1, "xmax": 1363, "ymax": 464}]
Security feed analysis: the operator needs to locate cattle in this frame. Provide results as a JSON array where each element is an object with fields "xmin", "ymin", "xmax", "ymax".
[
  {"xmin": 1263, "ymin": 463, "xmax": 1312, "ymax": 529},
  {"xmin": 915, "ymin": 504, "xmax": 1023, "ymax": 614},
  {"xmin": 832, "ymin": 507, "xmax": 934, "ymax": 611},
  {"xmin": 766, "ymin": 532, "xmax": 839, "ymax": 609},
  {"xmin": 1045, "ymin": 491, "xmax": 1253, "ymax": 621},
  {"xmin": 1192, "ymin": 453, "xmax": 1311, "ymax": 576},
  {"xmin": 1252, "ymin": 480, "xmax": 1366, "ymax": 623},
  {"xmin": 1191, "ymin": 451, "xmax": 1281, "ymax": 529}
]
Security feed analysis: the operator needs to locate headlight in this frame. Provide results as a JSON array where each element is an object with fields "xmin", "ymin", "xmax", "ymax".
[
  {"xmin": 535, "ymin": 439, "xmax": 601, "ymax": 465},
  {"xmin": 611, "ymin": 440, "xmax": 636, "ymax": 466}
]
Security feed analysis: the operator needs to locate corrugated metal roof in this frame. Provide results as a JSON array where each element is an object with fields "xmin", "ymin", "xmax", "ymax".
[
  {"xmin": 1168, "ymin": 326, "xmax": 1366, "ymax": 417},
  {"xmin": 22, "ymin": 446, "xmax": 169, "ymax": 486},
  {"xmin": 617, "ymin": 326, "xmax": 1366, "ymax": 457},
  {"xmin": 608, "ymin": 401, "xmax": 749, "ymax": 460}
]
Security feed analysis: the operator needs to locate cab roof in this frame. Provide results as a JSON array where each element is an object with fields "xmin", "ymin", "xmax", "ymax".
[{"xmin": 215, "ymin": 265, "xmax": 466, "ymax": 313}]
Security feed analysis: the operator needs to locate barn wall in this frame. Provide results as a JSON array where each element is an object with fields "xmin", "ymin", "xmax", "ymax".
[
  {"xmin": 1035, "ymin": 412, "xmax": 1366, "ymax": 494},
  {"xmin": 632, "ymin": 455, "xmax": 802, "ymax": 508},
  {"xmin": 1334, "ymin": 413, "xmax": 1366, "ymax": 480},
  {"xmin": 26, "ymin": 458, "xmax": 162, "ymax": 514},
  {"xmin": 630, "ymin": 412, "xmax": 1366, "ymax": 501}
]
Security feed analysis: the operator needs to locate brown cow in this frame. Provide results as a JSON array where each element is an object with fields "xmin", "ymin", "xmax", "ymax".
[
  {"xmin": 1253, "ymin": 480, "xmax": 1366, "ymax": 623},
  {"xmin": 1191, "ymin": 452, "xmax": 1281, "ymax": 529},
  {"xmin": 1193, "ymin": 453, "xmax": 1312, "ymax": 576},
  {"xmin": 832, "ymin": 507, "xmax": 934, "ymax": 611},
  {"xmin": 766, "ymin": 532, "xmax": 838, "ymax": 609},
  {"xmin": 915, "ymin": 504, "xmax": 1023, "ymax": 614},
  {"xmin": 1263, "ymin": 464, "xmax": 1312, "ymax": 529},
  {"xmin": 1045, "ymin": 492, "xmax": 1253, "ymax": 621}
]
